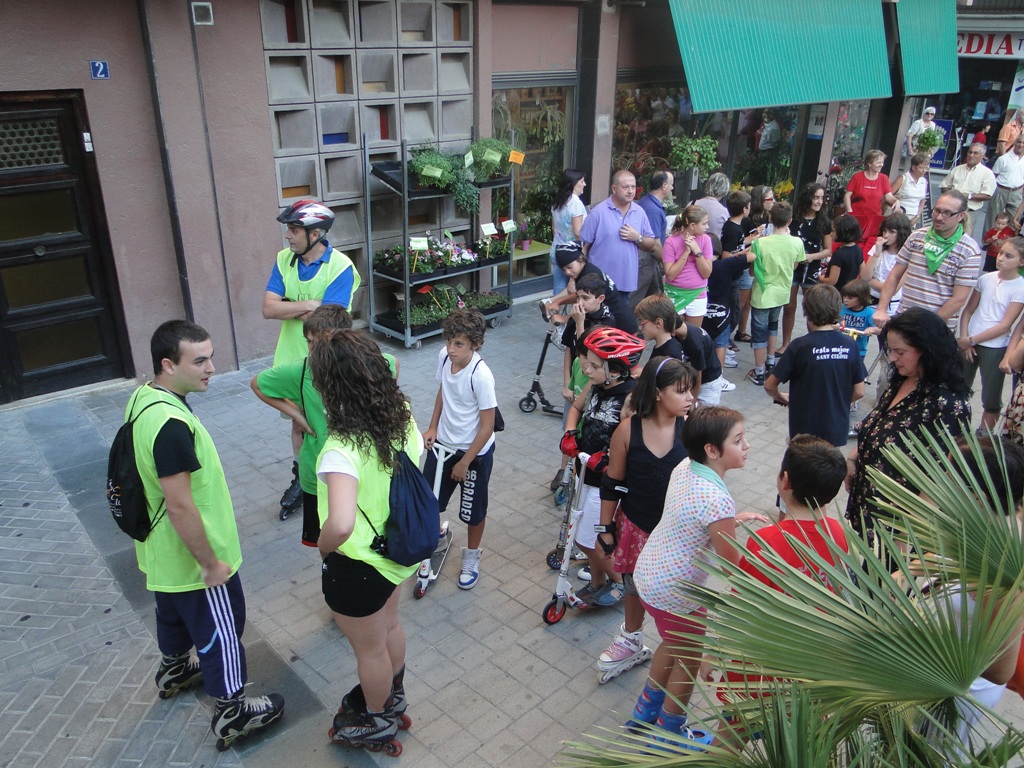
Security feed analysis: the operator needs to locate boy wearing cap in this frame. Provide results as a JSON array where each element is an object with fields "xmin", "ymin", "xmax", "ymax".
[{"xmin": 545, "ymin": 243, "xmax": 638, "ymax": 336}]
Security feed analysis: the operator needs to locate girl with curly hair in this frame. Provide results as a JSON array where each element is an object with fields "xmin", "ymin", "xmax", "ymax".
[{"xmin": 309, "ymin": 330, "xmax": 420, "ymax": 750}]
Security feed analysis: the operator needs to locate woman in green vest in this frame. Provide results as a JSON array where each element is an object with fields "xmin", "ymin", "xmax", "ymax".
[{"xmin": 309, "ymin": 330, "xmax": 421, "ymax": 754}]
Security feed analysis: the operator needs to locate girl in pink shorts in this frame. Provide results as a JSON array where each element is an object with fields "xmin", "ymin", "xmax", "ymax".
[{"xmin": 630, "ymin": 407, "xmax": 766, "ymax": 748}]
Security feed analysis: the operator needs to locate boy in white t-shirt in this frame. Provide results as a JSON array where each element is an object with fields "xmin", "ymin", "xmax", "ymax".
[
  {"xmin": 423, "ymin": 310, "xmax": 498, "ymax": 589},
  {"xmin": 958, "ymin": 237, "xmax": 1024, "ymax": 432}
]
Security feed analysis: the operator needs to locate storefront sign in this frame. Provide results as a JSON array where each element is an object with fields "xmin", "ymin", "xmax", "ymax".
[
  {"xmin": 807, "ymin": 105, "xmax": 826, "ymax": 139},
  {"xmin": 1009, "ymin": 61, "xmax": 1024, "ymax": 112},
  {"xmin": 930, "ymin": 119, "xmax": 953, "ymax": 169},
  {"xmin": 957, "ymin": 32, "xmax": 1024, "ymax": 59}
]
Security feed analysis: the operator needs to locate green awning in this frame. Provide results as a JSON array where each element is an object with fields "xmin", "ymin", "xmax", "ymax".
[
  {"xmin": 896, "ymin": 0, "xmax": 959, "ymax": 95},
  {"xmin": 667, "ymin": 0, "xmax": 891, "ymax": 113}
]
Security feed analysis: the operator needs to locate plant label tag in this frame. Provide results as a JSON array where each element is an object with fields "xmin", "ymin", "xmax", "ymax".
[
  {"xmin": 421, "ymin": 165, "xmax": 443, "ymax": 179},
  {"xmin": 508, "ymin": 150, "xmax": 525, "ymax": 165},
  {"xmin": 482, "ymin": 149, "xmax": 502, "ymax": 164},
  {"xmin": 464, "ymin": 150, "xmax": 474, "ymax": 167},
  {"xmin": 481, "ymin": 223, "xmax": 498, "ymax": 236},
  {"xmin": 409, "ymin": 237, "xmax": 429, "ymax": 250},
  {"xmin": 501, "ymin": 220, "xmax": 517, "ymax": 234}
]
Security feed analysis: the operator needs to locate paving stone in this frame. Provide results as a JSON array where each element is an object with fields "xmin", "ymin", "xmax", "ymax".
[{"xmin": 1, "ymin": 300, "xmax": 1022, "ymax": 768}]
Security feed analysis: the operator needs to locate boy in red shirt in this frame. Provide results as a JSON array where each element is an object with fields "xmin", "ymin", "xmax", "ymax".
[
  {"xmin": 706, "ymin": 434, "xmax": 849, "ymax": 751},
  {"xmin": 983, "ymin": 211, "xmax": 1016, "ymax": 273}
]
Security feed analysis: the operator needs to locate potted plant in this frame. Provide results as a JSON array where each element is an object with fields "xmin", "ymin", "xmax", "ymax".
[
  {"xmin": 915, "ymin": 126, "xmax": 946, "ymax": 157},
  {"xmin": 469, "ymin": 137, "xmax": 514, "ymax": 182},
  {"xmin": 668, "ymin": 135, "xmax": 721, "ymax": 184},
  {"xmin": 472, "ymin": 235, "xmax": 512, "ymax": 264},
  {"xmin": 408, "ymin": 145, "xmax": 480, "ymax": 214}
]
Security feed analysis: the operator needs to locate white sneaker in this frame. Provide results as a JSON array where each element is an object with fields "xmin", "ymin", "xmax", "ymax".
[
  {"xmin": 458, "ymin": 548, "xmax": 481, "ymax": 590},
  {"xmin": 720, "ymin": 379, "xmax": 736, "ymax": 392}
]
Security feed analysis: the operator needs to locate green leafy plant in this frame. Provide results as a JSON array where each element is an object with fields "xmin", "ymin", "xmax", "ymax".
[
  {"xmin": 408, "ymin": 145, "xmax": 480, "ymax": 214},
  {"xmin": 409, "ymin": 146, "xmax": 457, "ymax": 190},
  {"xmin": 669, "ymin": 135, "xmax": 721, "ymax": 181},
  {"xmin": 559, "ymin": 427, "xmax": 1024, "ymax": 768},
  {"xmin": 469, "ymin": 138, "xmax": 513, "ymax": 181},
  {"xmin": 915, "ymin": 127, "xmax": 946, "ymax": 156}
]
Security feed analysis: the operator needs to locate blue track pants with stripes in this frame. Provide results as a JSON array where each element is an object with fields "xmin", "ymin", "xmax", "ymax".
[{"xmin": 154, "ymin": 572, "xmax": 247, "ymax": 699}]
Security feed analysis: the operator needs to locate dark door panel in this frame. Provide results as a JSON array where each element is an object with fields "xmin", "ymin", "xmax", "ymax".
[{"xmin": 0, "ymin": 92, "xmax": 130, "ymax": 402}]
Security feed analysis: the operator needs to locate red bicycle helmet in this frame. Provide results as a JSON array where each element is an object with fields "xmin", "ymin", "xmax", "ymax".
[
  {"xmin": 276, "ymin": 199, "xmax": 335, "ymax": 233},
  {"xmin": 581, "ymin": 326, "xmax": 645, "ymax": 361}
]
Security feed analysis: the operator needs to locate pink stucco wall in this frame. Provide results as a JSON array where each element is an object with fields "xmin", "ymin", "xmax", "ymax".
[{"xmin": 491, "ymin": 4, "xmax": 578, "ymax": 74}]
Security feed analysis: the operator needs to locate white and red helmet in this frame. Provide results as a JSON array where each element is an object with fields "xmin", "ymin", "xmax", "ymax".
[{"xmin": 276, "ymin": 199, "xmax": 335, "ymax": 233}]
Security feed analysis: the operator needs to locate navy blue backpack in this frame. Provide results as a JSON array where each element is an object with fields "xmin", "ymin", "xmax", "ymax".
[{"xmin": 359, "ymin": 449, "xmax": 440, "ymax": 566}]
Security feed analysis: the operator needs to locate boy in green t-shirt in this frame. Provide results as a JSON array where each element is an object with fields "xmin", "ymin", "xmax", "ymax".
[
  {"xmin": 251, "ymin": 306, "xmax": 397, "ymax": 545},
  {"xmin": 747, "ymin": 202, "xmax": 826, "ymax": 386}
]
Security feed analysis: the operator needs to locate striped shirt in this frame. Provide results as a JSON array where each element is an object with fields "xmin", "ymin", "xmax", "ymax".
[{"xmin": 895, "ymin": 228, "xmax": 982, "ymax": 326}]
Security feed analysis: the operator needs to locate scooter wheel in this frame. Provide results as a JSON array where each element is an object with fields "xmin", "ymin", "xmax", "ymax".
[
  {"xmin": 413, "ymin": 582, "xmax": 427, "ymax": 600},
  {"xmin": 519, "ymin": 396, "xmax": 537, "ymax": 413},
  {"xmin": 545, "ymin": 549, "xmax": 562, "ymax": 570},
  {"xmin": 554, "ymin": 487, "xmax": 569, "ymax": 507},
  {"xmin": 542, "ymin": 598, "xmax": 566, "ymax": 625}
]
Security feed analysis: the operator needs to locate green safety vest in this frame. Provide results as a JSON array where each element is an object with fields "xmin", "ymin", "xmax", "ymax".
[
  {"xmin": 315, "ymin": 417, "xmax": 421, "ymax": 585},
  {"xmin": 273, "ymin": 247, "xmax": 361, "ymax": 365},
  {"xmin": 130, "ymin": 383, "xmax": 242, "ymax": 592}
]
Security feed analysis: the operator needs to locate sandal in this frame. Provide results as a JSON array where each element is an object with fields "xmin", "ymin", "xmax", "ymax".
[{"xmin": 734, "ymin": 332, "xmax": 752, "ymax": 343}]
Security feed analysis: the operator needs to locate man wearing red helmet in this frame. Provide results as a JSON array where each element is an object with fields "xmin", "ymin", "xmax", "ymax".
[{"xmin": 263, "ymin": 200, "xmax": 361, "ymax": 516}]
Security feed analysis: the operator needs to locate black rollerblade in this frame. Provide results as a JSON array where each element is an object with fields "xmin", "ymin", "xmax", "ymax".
[
  {"xmin": 328, "ymin": 704, "xmax": 402, "ymax": 757},
  {"xmin": 279, "ymin": 461, "xmax": 302, "ymax": 521},
  {"xmin": 338, "ymin": 666, "xmax": 411, "ymax": 730},
  {"xmin": 155, "ymin": 652, "xmax": 203, "ymax": 699},
  {"xmin": 211, "ymin": 690, "xmax": 285, "ymax": 751}
]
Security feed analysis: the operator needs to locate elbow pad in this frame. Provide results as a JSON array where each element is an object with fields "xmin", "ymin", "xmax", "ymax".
[{"xmin": 600, "ymin": 472, "xmax": 628, "ymax": 502}]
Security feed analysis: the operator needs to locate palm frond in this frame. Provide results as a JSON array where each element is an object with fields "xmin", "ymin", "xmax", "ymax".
[{"xmin": 558, "ymin": 426, "xmax": 1024, "ymax": 768}]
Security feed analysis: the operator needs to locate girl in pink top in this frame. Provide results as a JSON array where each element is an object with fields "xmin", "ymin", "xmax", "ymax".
[{"xmin": 663, "ymin": 205, "xmax": 714, "ymax": 327}]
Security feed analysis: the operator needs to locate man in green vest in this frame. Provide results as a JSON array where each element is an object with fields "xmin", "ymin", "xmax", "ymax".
[
  {"xmin": 262, "ymin": 200, "xmax": 361, "ymax": 518},
  {"xmin": 130, "ymin": 320, "xmax": 284, "ymax": 749}
]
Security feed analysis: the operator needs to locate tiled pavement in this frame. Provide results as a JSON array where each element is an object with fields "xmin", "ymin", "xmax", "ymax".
[{"xmin": 1, "ymin": 300, "xmax": 1021, "ymax": 768}]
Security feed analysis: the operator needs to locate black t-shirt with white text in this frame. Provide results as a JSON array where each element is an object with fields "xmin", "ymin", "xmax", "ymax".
[{"xmin": 771, "ymin": 329, "xmax": 866, "ymax": 446}]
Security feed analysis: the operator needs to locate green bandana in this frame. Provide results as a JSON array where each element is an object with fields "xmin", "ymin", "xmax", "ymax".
[
  {"xmin": 923, "ymin": 223, "xmax": 964, "ymax": 275},
  {"xmin": 664, "ymin": 284, "xmax": 706, "ymax": 314}
]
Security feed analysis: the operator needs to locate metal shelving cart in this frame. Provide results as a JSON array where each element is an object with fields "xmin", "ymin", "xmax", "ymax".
[{"xmin": 363, "ymin": 138, "xmax": 514, "ymax": 349}]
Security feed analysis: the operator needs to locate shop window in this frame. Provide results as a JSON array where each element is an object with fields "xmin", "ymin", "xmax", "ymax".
[
  {"xmin": 491, "ymin": 85, "xmax": 574, "ymax": 288},
  {"xmin": 828, "ymin": 100, "xmax": 872, "ymax": 202},
  {"xmin": 611, "ymin": 81, "xmax": 798, "ymax": 204}
]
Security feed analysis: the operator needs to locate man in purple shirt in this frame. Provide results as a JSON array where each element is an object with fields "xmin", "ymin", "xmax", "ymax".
[{"xmin": 579, "ymin": 170, "xmax": 661, "ymax": 306}]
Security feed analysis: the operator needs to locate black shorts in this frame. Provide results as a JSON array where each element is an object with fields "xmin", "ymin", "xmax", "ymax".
[
  {"xmin": 321, "ymin": 552, "xmax": 396, "ymax": 618},
  {"xmin": 791, "ymin": 262, "xmax": 820, "ymax": 288}
]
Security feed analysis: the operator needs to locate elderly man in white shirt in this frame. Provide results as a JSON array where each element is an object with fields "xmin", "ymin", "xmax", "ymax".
[
  {"xmin": 941, "ymin": 143, "xmax": 997, "ymax": 244},
  {"xmin": 990, "ymin": 136, "xmax": 1024, "ymax": 230}
]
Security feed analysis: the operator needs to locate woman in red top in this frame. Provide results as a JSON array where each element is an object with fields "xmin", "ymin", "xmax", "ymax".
[{"xmin": 843, "ymin": 149, "xmax": 901, "ymax": 259}]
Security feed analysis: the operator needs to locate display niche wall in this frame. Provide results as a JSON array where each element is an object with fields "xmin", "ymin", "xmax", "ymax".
[{"xmin": 260, "ymin": 0, "xmax": 474, "ymax": 323}]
